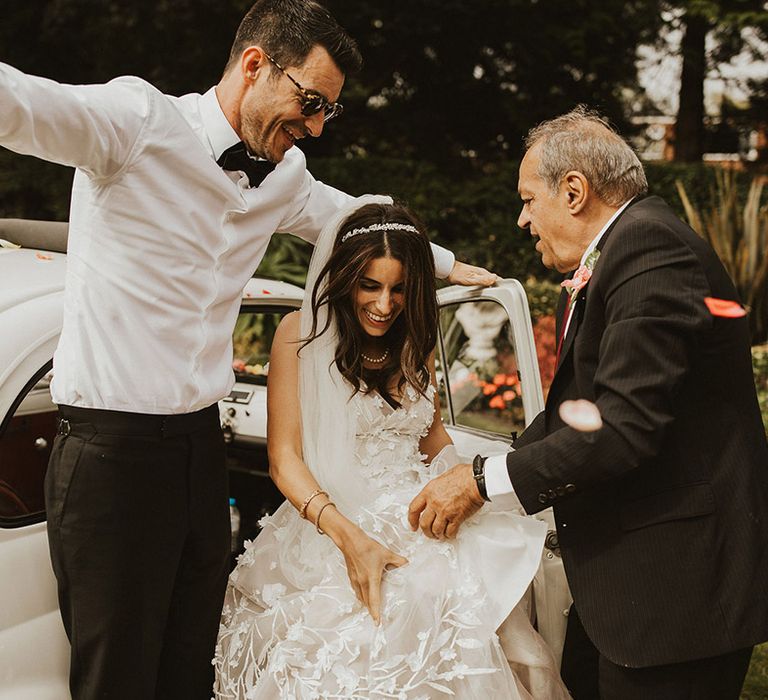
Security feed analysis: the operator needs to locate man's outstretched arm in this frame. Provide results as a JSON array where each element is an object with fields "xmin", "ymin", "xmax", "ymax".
[
  {"xmin": 0, "ymin": 62, "xmax": 148, "ymax": 179},
  {"xmin": 446, "ymin": 259, "xmax": 498, "ymax": 287}
]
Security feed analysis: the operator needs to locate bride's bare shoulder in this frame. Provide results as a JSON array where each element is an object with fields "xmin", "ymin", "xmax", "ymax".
[
  {"xmin": 276, "ymin": 310, "xmax": 301, "ymax": 332},
  {"xmin": 273, "ymin": 310, "xmax": 305, "ymax": 349}
]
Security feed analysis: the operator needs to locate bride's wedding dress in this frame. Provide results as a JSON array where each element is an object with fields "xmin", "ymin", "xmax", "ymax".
[{"xmin": 213, "ymin": 384, "xmax": 570, "ymax": 699}]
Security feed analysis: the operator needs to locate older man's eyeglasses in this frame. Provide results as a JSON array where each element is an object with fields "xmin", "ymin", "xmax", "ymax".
[{"xmin": 264, "ymin": 53, "xmax": 343, "ymax": 122}]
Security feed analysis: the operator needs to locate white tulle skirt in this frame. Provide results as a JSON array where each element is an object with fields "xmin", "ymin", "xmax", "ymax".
[{"xmin": 213, "ymin": 468, "xmax": 570, "ymax": 699}]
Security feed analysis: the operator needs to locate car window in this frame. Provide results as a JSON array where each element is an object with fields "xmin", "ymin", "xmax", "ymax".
[
  {"xmin": 0, "ymin": 363, "xmax": 56, "ymax": 527},
  {"xmin": 232, "ymin": 306, "xmax": 295, "ymax": 385},
  {"xmin": 437, "ymin": 300, "xmax": 526, "ymax": 440}
]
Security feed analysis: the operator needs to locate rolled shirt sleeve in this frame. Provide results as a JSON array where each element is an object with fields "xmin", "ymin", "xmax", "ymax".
[{"xmin": 430, "ymin": 242, "xmax": 455, "ymax": 279}]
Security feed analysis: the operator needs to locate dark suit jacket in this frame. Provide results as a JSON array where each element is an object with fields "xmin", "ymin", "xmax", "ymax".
[{"xmin": 508, "ymin": 195, "xmax": 768, "ymax": 668}]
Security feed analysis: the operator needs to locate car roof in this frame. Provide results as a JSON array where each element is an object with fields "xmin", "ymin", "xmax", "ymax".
[
  {"xmin": 0, "ymin": 219, "xmax": 68, "ymax": 253},
  {"xmin": 0, "ymin": 248, "xmax": 67, "ymax": 316},
  {"xmin": 242, "ymin": 276, "xmax": 304, "ymax": 302}
]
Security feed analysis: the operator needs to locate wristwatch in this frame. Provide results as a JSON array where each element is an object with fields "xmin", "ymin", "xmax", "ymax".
[{"xmin": 472, "ymin": 454, "xmax": 491, "ymax": 502}]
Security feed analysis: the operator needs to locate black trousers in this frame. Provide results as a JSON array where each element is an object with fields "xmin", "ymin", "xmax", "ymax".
[
  {"xmin": 561, "ymin": 605, "xmax": 754, "ymax": 700},
  {"xmin": 44, "ymin": 404, "xmax": 230, "ymax": 700}
]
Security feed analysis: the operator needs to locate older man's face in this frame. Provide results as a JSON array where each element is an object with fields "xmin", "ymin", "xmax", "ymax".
[{"xmin": 517, "ymin": 143, "xmax": 585, "ymax": 273}]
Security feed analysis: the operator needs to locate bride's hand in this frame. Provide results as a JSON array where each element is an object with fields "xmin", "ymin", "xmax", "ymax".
[{"xmin": 338, "ymin": 530, "xmax": 408, "ymax": 625}]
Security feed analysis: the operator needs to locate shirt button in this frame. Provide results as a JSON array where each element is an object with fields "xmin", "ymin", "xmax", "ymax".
[
  {"xmin": 565, "ymin": 483, "xmax": 576, "ymax": 493},
  {"xmin": 546, "ymin": 551, "xmax": 554, "ymax": 559},
  {"xmin": 538, "ymin": 493, "xmax": 549, "ymax": 504},
  {"xmin": 563, "ymin": 608, "xmax": 570, "ymax": 617}
]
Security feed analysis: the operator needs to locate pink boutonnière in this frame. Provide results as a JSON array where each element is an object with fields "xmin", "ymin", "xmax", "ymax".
[{"xmin": 561, "ymin": 249, "xmax": 600, "ymax": 301}]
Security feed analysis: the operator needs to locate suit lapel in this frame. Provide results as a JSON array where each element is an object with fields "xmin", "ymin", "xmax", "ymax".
[
  {"xmin": 556, "ymin": 291, "xmax": 581, "ymax": 371},
  {"xmin": 554, "ymin": 283, "xmax": 571, "ymax": 348},
  {"xmin": 551, "ymin": 196, "xmax": 643, "ymax": 376}
]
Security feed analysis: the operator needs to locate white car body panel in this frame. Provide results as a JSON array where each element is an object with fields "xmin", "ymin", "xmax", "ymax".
[{"xmin": 0, "ymin": 248, "xmax": 68, "ymax": 699}]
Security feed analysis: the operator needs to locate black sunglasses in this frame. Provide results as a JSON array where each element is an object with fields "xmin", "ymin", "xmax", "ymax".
[{"xmin": 264, "ymin": 53, "xmax": 343, "ymax": 122}]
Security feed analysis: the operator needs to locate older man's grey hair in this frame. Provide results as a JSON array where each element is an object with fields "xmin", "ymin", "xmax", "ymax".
[{"xmin": 524, "ymin": 106, "xmax": 648, "ymax": 206}]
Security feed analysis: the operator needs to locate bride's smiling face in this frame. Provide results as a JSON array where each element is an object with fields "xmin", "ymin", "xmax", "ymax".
[{"xmin": 354, "ymin": 256, "xmax": 405, "ymax": 337}]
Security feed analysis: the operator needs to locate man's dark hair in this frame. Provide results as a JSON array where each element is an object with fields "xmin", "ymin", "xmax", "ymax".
[{"xmin": 226, "ymin": 0, "xmax": 362, "ymax": 76}]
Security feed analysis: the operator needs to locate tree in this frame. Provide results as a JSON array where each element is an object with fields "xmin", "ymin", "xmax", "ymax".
[
  {"xmin": 0, "ymin": 0, "xmax": 249, "ymax": 91},
  {"xmin": 313, "ymin": 0, "xmax": 662, "ymax": 168},
  {"xmin": 656, "ymin": 1, "xmax": 768, "ymax": 162}
]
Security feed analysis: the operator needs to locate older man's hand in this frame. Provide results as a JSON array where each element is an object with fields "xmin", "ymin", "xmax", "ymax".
[
  {"xmin": 408, "ymin": 462, "xmax": 485, "ymax": 539},
  {"xmin": 447, "ymin": 260, "xmax": 498, "ymax": 287}
]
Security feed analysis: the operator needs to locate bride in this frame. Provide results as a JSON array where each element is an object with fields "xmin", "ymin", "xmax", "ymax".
[{"xmin": 213, "ymin": 197, "xmax": 570, "ymax": 699}]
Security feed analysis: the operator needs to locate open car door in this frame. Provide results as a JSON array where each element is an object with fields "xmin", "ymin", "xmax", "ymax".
[{"xmin": 435, "ymin": 279, "xmax": 571, "ymax": 666}]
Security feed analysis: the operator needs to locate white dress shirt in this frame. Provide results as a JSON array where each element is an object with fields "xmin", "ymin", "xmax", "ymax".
[
  {"xmin": 0, "ymin": 64, "xmax": 455, "ymax": 414},
  {"xmin": 484, "ymin": 199, "xmax": 632, "ymax": 505}
]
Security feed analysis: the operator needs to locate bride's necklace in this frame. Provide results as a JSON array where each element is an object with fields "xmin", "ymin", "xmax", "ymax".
[{"xmin": 361, "ymin": 347, "xmax": 390, "ymax": 364}]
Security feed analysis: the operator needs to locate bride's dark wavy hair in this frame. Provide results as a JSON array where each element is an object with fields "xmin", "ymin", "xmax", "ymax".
[{"xmin": 302, "ymin": 202, "xmax": 438, "ymax": 403}]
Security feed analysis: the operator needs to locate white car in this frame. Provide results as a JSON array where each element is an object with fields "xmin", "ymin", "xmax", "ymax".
[{"xmin": 0, "ymin": 219, "xmax": 569, "ymax": 699}]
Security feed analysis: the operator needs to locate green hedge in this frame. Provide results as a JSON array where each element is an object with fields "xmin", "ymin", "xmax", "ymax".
[
  {"xmin": 0, "ymin": 151, "xmax": 73, "ymax": 221},
  {"xmin": 308, "ymin": 157, "xmax": 759, "ymax": 282},
  {"xmin": 0, "ymin": 152, "xmax": 759, "ymax": 290},
  {"xmin": 754, "ymin": 346, "xmax": 768, "ymax": 437}
]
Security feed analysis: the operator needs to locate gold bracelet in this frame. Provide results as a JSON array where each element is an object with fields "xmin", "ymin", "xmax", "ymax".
[
  {"xmin": 315, "ymin": 501, "xmax": 336, "ymax": 535},
  {"xmin": 298, "ymin": 489, "xmax": 328, "ymax": 520}
]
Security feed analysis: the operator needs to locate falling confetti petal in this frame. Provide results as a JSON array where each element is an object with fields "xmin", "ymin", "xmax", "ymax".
[
  {"xmin": 559, "ymin": 400, "xmax": 603, "ymax": 432},
  {"xmin": 703, "ymin": 297, "xmax": 747, "ymax": 318},
  {"xmin": 35, "ymin": 251, "xmax": 53, "ymax": 261}
]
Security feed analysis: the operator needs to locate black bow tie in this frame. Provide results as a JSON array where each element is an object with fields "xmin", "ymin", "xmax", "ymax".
[{"xmin": 217, "ymin": 142, "xmax": 276, "ymax": 188}]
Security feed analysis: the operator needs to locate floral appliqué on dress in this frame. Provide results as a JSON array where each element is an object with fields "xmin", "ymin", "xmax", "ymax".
[{"xmin": 213, "ymin": 385, "xmax": 567, "ymax": 699}]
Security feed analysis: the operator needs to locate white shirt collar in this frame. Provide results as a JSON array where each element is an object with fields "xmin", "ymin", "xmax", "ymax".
[
  {"xmin": 578, "ymin": 199, "xmax": 632, "ymax": 268},
  {"xmin": 199, "ymin": 86, "xmax": 240, "ymax": 162}
]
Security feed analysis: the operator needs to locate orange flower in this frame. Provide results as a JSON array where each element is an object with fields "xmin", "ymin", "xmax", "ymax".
[
  {"xmin": 483, "ymin": 384, "xmax": 496, "ymax": 395},
  {"xmin": 503, "ymin": 390, "xmax": 517, "ymax": 401},
  {"xmin": 493, "ymin": 373, "xmax": 506, "ymax": 386},
  {"xmin": 489, "ymin": 395, "xmax": 506, "ymax": 410}
]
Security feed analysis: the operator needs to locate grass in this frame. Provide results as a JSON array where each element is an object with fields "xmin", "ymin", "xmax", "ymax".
[
  {"xmin": 743, "ymin": 643, "xmax": 768, "ymax": 699},
  {"xmin": 743, "ymin": 350, "xmax": 768, "ymax": 699}
]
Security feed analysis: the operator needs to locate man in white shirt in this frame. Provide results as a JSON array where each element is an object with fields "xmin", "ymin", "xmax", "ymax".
[{"xmin": 0, "ymin": 1, "xmax": 494, "ymax": 698}]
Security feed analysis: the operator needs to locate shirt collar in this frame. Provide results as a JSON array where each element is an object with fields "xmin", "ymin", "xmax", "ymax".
[
  {"xmin": 577, "ymin": 199, "xmax": 632, "ymax": 268},
  {"xmin": 199, "ymin": 86, "xmax": 240, "ymax": 162}
]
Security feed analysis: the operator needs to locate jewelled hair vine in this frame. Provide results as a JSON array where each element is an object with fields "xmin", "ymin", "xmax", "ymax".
[{"xmin": 340, "ymin": 222, "xmax": 419, "ymax": 243}]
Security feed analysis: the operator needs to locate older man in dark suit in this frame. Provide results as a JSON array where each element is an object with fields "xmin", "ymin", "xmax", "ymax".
[{"xmin": 409, "ymin": 106, "xmax": 768, "ymax": 699}]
